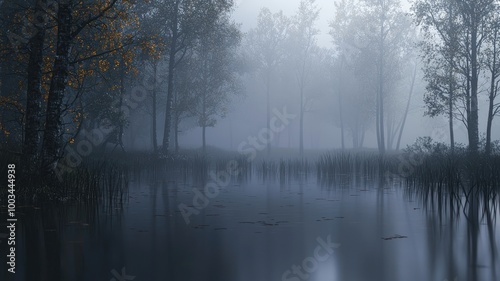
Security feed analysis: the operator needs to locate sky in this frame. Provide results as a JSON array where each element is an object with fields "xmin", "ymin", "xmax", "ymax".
[
  {"xmin": 231, "ymin": 0, "xmax": 412, "ymax": 48},
  {"xmin": 233, "ymin": 0, "xmax": 337, "ymax": 48}
]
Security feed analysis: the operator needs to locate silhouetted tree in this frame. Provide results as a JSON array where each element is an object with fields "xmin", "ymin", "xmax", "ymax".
[
  {"xmin": 413, "ymin": 0, "xmax": 462, "ymax": 151},
  {"xmin": 288, "ymin": 0, "xmax": 320, "ymax": 156},
  {"xmin": 157, "ymin": 0, "xmax": 235, "ymax": 155},
  {"xmin": 190, "ymin": 15, "xmax": 242, "ymax": 153},
  {"xmin": 245, "ymin": 8, "xmax": 289, "ymax": 156}
]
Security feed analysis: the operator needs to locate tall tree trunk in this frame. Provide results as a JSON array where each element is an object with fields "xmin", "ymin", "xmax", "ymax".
[
  {"xmin": 465, "ymin": 42, "xmax": 471, "ymax": 142},
  {"xmin": 469, "ymin": 18, "xmax": 479, "ymax": 153},
  {"xmin": 360, "ymin": 129, "xmax": 365, "ymax": 148},
  {"xmin": 486, "ymin": 75, "xmax": 497, "ymax": 156},
  {"xmin": 162, "ymin": 0, "xmax": 179, "ymax": 154},
  {"xmin": 299, "ymin": 85, "xmax": 304, "ymax": 156},
  {"xmin": 202, "ymin": 125, "xmax": 206, "ymax": 154},
  {"xmin": 24, "ymin": 0, "xmax": 46, "ymax": 168},
  {"xmin": 338, "ymin": 58, "xmax": 345, "ymax": 150},
  {"xmin": 266, "ymin": 73, "xmax": 271, "ymax": 156},
  {"xmin": 448, "ymin": 66, "xmax": 455, "ymax": 152},
  {"xmin": 202, "ymin": 83, "xmax": 207, "ymax": 154},
  {"xmin": 375, "ymin": 1, "xmax": 387, "ymax": 155},
  {"xmin": 174, "ymin": 114, "xmax": 179, "ymax": 153},
  {"xmin": 376, "ymin": 87, "xmax": 381, "ymax": 150},
  {"xmin": 117, "ymin": 68, "xmax": 125, "ymax": 152},
  {"xmin": 352, "ymin": 126, "xmax": 358, "ymax": 149},
  {"xmin": 377, "ymin": 4, "xmax": 386, "ymax": 156},
  {"xmin": 152, "ymin": 62, "xmax": 158, "ymax": 152},
  {"xmin": 386, "ymin": 114, "xmax": 394, "ymax": 150},
  {"xmin": 486, "ymin": 29, "xmax": 498, "ymax": 155},
  {"xmin": 447, "ymin": 1, "xmax": 455, "ymax": 153},
  {"xmin": 41, "ymin": 0, "xmax": 73, "ymax": 175},
  {"xmin": 396, "ymin": 62, "xmax": 417, "ymax": 150}
]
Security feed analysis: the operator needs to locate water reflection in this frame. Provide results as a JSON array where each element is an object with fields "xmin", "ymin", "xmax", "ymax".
[
  {"xmin": 0, "ymin": 165, "xmax": 498, "ymax": 281},
  {"xmin": 407, "ymin": 179, "xmax": 499, "ymax": 281}
]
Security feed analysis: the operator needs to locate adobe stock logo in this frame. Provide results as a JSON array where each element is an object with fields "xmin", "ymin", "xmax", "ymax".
[
  {"xmin": 178, "ymin": 106, "xmax": 296, "ymax": 224},
  {"xmin": 110, "ymin": 267, "xmax": 135, "ymax": 281},
  {"xmin": 234, "ymin": 0, "xmax": 244, "ymax": 8},
  {"xmin": 282, "ymin": 235, "xmax": 340, "ymax": 281},
  {"xmin": 237, "ymin": 106, "xmax": 296, "ymax": 161}
]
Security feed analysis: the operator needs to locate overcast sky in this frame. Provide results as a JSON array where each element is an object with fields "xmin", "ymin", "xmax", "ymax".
[{"xmin": 232, "ymin": 0, "xmax": 412, "ymax": 48}]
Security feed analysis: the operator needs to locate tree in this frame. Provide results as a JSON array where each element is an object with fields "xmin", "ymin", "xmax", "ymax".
[
  {"xmin": 484, "ymin": 8, "xmax": 500, "ymax": 155},
  {"xmin": 413, "ymin": 0, "xmax": 497, "ymax": 153},
  {"xmin": 364, "ymin": 0, "xmax": 411, "ymax": 155},
  {"xmin": 330, "ymin": 0, "xmax": 361, "ymax": 149},
  {"xmin": 334, "ymin": 54, "xmax": 375, "ymax": 149},
  {"xmin": 413, "ymin": 0, "xmax": 461, "ymax": 151},
  {"xmin": 395, "ymin": 60, "xmax": 419, "ymax": 150},
  {"xmin": 40, "ymin": 0, "xmax": 140, "ymax": 176},
  {"xmin": 172, "ymin": 55, "xmax": 197, "ymax": 153},
  {"xmin": 288, "ymin": 0, "xmax": 320, "ymax": 156},
  {"xmin": 455, "ymin": 0, "xmax": 495, "ymax": 152},
  {"xmin": 245, "ymin": 8, "xmax": 289, "ymax": 156},
  {"xmin": 0, "ymin": 0, "xmax": 55, "ymax": 169},
  {"xmin": 23, "ymin": 0, "xmax": 51, "ymax": 169},
  {"xmin": 134, "ymin": 2, "xmax": 171, "ymax": 153},
  {"xmin": 157, "ymin": 0, "xmax": 235, "ymax": 155},
  {"xmin": 190, "ymin": 15, "xmax": 242, "ymax": 153},
  {"xmin": 330, "ymin": 0, "xmax": 411, "ymax": 153}
]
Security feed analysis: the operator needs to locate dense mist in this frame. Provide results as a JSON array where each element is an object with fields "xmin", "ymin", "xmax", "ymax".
[{"xmin": 1, "ymin": 1, "xmax": 499, "ymax": 281}]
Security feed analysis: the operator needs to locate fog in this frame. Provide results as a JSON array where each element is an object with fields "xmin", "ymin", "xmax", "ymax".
[
  {"xmin": 2, "ymin": 1, "xmax": 500, "ymax": 280},
  {"xmin": 119, "ymin": 0, "xmax": 493, "ymax": 153}
]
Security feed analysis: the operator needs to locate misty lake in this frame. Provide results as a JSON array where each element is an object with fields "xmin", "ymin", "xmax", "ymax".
[{"xmin": 1, "ymin": 165, "xmax": 499, "ymax": 281}]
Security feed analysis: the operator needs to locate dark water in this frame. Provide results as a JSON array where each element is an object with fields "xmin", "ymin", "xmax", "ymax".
[{"xmin": 1, "ymin": 169, "xmax": 499, "ymax": 281}]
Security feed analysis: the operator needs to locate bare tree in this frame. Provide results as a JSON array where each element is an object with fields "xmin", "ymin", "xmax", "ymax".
[
  {"xmin": 331, "ymin": 0, "xmax": 411, "ymax": 153},
  {"xmin": 413, "ymin": 0, "xmax": 461, "ymax": 151},
  {"xmin": 245, "ymin": 8, "xmax": 289, "ymax": 156},
  {"xmin": 288, "ymin": 0, "xmax": 319, "ymax": 156},
  {"xmin": 414, "ymin": 0, "xmax": 497, "ymax": 153},
  {"xmin": 190, "ymin": 15, "xmax": 242, "ymax": 153},
  {"xmin": 484, "ymin": 9, "xmax": 500, "ymax": 154}
]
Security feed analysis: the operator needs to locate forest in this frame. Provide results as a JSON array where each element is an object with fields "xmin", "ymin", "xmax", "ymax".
[
  {"xmin": 1, "ymin": 0, "xmax": 500, "ymax": 176},
  {"xmin": 0, "ymin": 0, "xmax": 499, "ymax": 281}
]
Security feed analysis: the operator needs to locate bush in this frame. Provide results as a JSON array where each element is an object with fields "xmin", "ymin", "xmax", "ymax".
[{"xmin": 404, "ymin": 137, "xmax": 465, "ymax": 155}]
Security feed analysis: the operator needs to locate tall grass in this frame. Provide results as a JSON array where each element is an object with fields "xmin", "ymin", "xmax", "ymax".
[
  {"xmin": 406, "ymin": 152, "xmax": 500, "ymax": 219},
  {"xmin": 316, "ymin": 152, "xmax": 392, "ymax": 187},
  {"xmin": 257, "ymin": 158, "xmax": 311, "ymax": 183}
]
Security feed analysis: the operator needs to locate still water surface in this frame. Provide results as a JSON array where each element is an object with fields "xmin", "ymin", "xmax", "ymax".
[{"xmin": 1, "ymin": 169, "xmax": 499, "ymax": 281}]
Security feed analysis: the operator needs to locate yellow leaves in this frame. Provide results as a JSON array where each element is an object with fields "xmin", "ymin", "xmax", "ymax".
[
  {"xmin": 122, "ymin": 50, "xmax": 134, "ymax": 68},
  {"xmin": 1, "ymin": 124, "xmax": 10, "ymax": 138},
  {"xmin": 0, "ymin": 96, "xmax": 24, "ymax": 114},
  {"xmin": 73, "ymin": 112, "xmax": 82, "ymax": 123},
  {"xmin": 77, "ymin": 68, "xmax": 85, "ymax": 81},
  {"xmin": 42, "ymin": 53, "xmax": 54, "ymax": 93},
  {"xmin": 98, "ymin": 59, "xmax": 110, "ymax": 72},
  {"xmin": 67, "ymin": 64, "xmax": 99, "ymax": 89},
  {"xmin": 77, "ymin": 67, "xmax": 94, "ymax": 80},
  {"xmin": 129, "ymin": 66, "xmax": 139, "ymax": 77},
  {"xmin": 140, "ymin": 38, "xmax": 166, "ymax": 60},
  {"xmin": 110, "ymin": 84, "xmax": 121, "ymax": 91}
]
